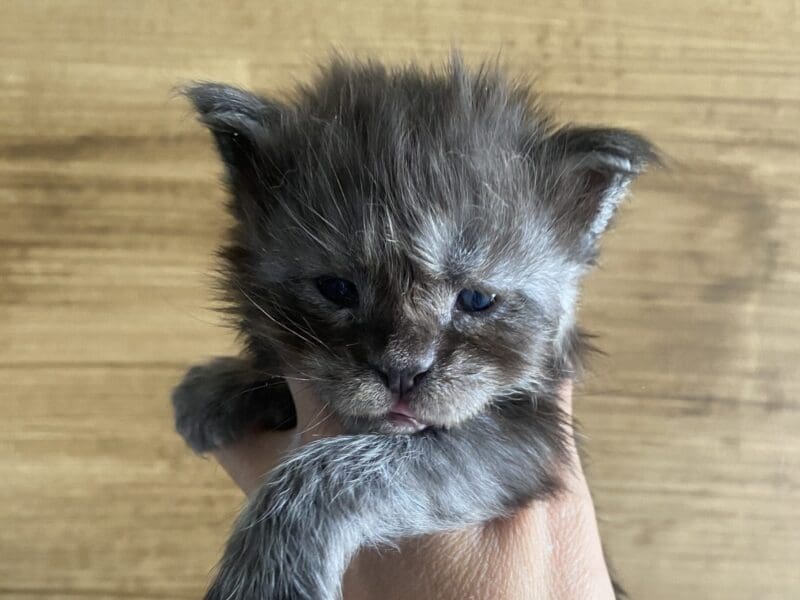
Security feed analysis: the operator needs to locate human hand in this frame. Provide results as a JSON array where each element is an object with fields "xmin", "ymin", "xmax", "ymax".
[{"xmin": 213, "ymin": 381, "xmax": 616, "ymax": 600}]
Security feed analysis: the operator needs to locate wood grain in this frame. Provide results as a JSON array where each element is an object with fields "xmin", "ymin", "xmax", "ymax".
[{"xmin": 1, "ymin": 1, "xmax": 798, "ymax": 598}]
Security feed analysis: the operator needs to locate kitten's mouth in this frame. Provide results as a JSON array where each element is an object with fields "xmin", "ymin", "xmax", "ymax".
[{"xmin": 386, "ymin": 400, "xmax": 428, "ymax": 433}]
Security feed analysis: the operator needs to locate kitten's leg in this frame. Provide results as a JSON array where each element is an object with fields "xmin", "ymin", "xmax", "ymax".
[
  {"xmin": 171, "ymin": 356, "xmax": 296, "ymax": 453},
  {"xmin": 205, "ymin": 395, "xmax": 571, "ymax": 600}
]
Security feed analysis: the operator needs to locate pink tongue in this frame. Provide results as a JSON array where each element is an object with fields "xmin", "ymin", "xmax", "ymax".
[{"xmin": 390, "ymin": 400, "xmax": 416, "ymax": 418}]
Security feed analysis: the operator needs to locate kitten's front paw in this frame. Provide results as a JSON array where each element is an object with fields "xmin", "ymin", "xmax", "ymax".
[
  {"xmin": 171, "ymin": 362, "xmax": 249, "ymax": 453},
  {"xmin": 204, "ymin": 507, "xmax": 336, "ymax": 600},
  {"xmin": 205, "ymin": 445, "xmax": 346, "ymax": 600}
]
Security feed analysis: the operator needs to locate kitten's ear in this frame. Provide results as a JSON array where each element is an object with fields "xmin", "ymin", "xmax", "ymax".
[
  {"xmin": 542, "ymin": 126, "xmax": 659, "ymax": 258},
  {"xmin": 182, "ymin": 82, "xmax": 285, "ymax": 184}
]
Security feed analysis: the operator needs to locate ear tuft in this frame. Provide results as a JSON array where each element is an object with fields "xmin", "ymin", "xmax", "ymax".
[
  {"xmin": 544, "ymin": 126, "xmax": 659, "ymax": 255},
  {"xmin": 552, "ymin": 126, "xmax": 659, "ymax": 175},
  {"xmin": 181, "ymin": 82, "xmax": 284, "ymax": 180}
]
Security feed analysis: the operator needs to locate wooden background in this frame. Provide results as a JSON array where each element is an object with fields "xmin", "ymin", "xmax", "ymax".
[{"xmin": 1, "ymin": 1, "xmax": 798, "ymax": 598}]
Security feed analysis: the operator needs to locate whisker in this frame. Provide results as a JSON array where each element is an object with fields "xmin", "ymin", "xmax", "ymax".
[
  {"xmin": 299, "ymin": 403, "xmax": 335, "ymax": 436},
  {"xmin": 238, "ymin": 287, "xmax": 326, "ymax": 351}
]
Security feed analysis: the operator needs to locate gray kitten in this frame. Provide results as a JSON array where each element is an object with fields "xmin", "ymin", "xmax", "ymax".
[{"xmin": 171, "ymin": 56, "xmax": 655, "ymax": 600}]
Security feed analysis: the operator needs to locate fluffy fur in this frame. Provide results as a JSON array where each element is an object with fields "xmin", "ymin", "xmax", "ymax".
[{"xmin": 171, "ymin": 56, "xmax": 656, "ymax": 599}]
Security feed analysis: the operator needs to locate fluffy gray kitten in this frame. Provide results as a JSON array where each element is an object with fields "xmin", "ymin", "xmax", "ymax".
[{"xmin": 171, "ymin": 57, "xmax": 655, "ymax": 600}]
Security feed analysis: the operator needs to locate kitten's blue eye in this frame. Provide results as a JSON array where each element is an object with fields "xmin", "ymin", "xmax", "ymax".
[
  {"xmin": 457, "ymin": 289, "xmax": 497, "ymax": 312},
  {"xmin": 316, "ymin": 276, "xmax": 359, "ymax": 308}
]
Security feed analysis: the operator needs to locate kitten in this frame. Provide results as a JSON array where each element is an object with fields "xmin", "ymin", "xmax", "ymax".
[{"xmin": 171, "ymin": 56, "xmax": 656, "ymax": 600}]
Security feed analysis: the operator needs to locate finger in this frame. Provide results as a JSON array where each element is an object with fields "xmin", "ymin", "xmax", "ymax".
[
  {"xmin": 214, "ymin": 379, "xmax": 344, "ymax": 496},
  {"xmin": 558, "ymin": 379, "xmax": 574, "ymax": 415},
  {"xmin": 213, "ymin": 428, "xmax": 297, "ymax": 496},
  {"xmin": 286, "ymin": 378, "xmax": 343, "ymax": 441}
]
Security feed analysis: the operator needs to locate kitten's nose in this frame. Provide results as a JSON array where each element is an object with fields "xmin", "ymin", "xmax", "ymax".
[{"xmin": 371, "ymin": 361, "xmax": 432, "ymax": 396}]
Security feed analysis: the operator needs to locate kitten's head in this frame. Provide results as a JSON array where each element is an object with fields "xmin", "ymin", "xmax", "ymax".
[{"xmin": 185, "ymin": 58, "xmax": 656, "ymax": 433}]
